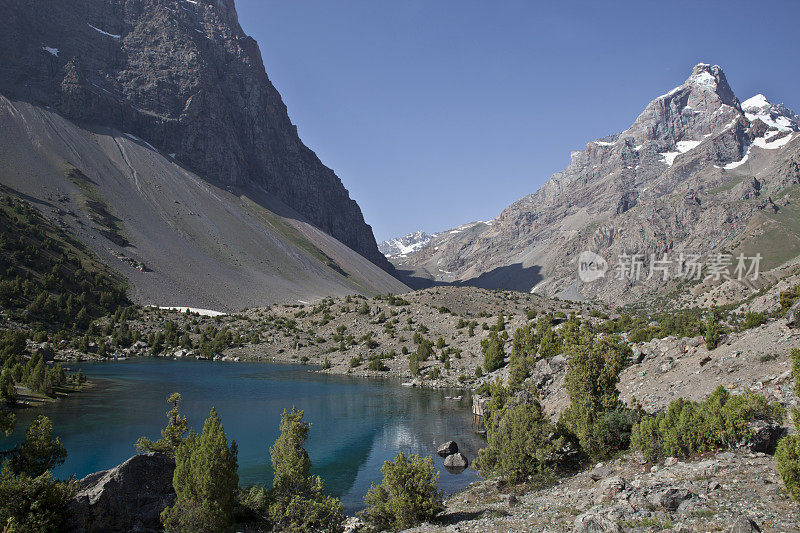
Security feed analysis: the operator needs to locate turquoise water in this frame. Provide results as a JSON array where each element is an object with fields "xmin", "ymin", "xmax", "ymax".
[{"xmin": 8, "ymin": 359, "xmax": 483, "ymax": 514}]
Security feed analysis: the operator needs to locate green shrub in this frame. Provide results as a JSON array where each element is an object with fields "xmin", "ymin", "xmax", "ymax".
[
  {"xmin": 561, "ymin": 334, "xmax": 631, "ymax": 459},
  {"xmin": 740, "ymin": 312, "xmax": 767, "ymax": 331},
  {"xmin": 368, "ymin": 355, "xmax": 388, "ymax": 371},
  {"xmin": 776, "ymin": 348, "xmax": 800, "ymax": 502},
  {"xmin": 632, "ymin": 386, "xmax": 784, "ymax": 463},
  {"xmin": 780, "ymin": 286, "xmax": 800, "ymax": 311},
  {"xmin": 776, "ymin": 434, "xmax": 800, "ymax": 502},
  {"xmin": 359, "ymin": 453, "xmax": 443, "ymax": 531},
  {"xmin": 481, "ymin": 331, "xmax": 505, "ymax": 373},
  {"xmin": 476, "ymin": 397, "xmax": 572, "ymax": 484}
]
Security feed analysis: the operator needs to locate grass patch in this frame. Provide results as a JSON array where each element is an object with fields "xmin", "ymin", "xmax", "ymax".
[{"xmin": 66, "ymin": 167, "xmax": 130, "ymax": 247}]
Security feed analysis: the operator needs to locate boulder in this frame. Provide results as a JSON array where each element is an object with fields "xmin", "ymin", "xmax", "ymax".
[
  {"xmin": 68, "ymin": 453, "xmax": 176, "ymax": 533},
  {"xmin": 648, "ymin": 487, "xmax": 694, "ymax": 511},
  {"xmin": 437, "ymin": 441, "xmax": 459, "ymax": 457},
  {"xmin": 729, "ymin": 516, "xmax": 761, "ymax": 533},
  {"xmin": 573, "ymin": 512, "xmax": 622, "ymax": 533},
  {"xmin": 740, "ymin": 421, "xmax": 784, "ymax": 453},
  {"xmin": 549, "ymin": 354, "xmax": 567, "ymax": 371},
  {"xmin": 589, "ymin": 464, "xmax": 615, "ymax": 481},
  {"xmin": 594, "ymin": 476, "xmax": 626, "ymax": 503},
  {"xmin": 786, "ymin": 299, "xmax": 800, "ymax": 328},
  {"xmin": 443, "ymin": 452, "xmax": 469, "ymax": 468}
]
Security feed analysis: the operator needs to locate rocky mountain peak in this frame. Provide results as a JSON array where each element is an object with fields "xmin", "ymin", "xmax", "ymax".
[
  {"xmin": 684, "ymin": 63, "xmax": 738, "ymax": 106},
  {"xmin": 742, "ymin": 93, "xmax": 800, "ymax": 132}
]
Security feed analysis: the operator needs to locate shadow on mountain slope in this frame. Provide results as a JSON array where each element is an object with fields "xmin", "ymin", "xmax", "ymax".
[{"xmin": 396, "ymin": 263, "xmax": 542, "ymax": 293}]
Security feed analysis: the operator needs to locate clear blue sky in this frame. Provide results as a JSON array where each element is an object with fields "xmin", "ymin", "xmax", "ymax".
[{"xmin": 235, "ymin": 0, "xmax": 800, "ymax": 242}]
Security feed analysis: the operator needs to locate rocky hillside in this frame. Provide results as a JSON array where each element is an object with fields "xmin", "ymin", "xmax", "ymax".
[
  {"xmin": 0, "ymin": 0, "xmax": 406, "ymax": 309},
  {"xmin": 393, "ymin": 64, "xmax": 800, "ymax": 306}
]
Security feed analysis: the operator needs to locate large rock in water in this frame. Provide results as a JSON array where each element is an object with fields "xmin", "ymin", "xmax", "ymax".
[
  {"xmin": 437, "ymin": 441, "xmax": 458, "ymax": 457},
  {"xmin": 68, "ymin": 453, "xmax": 175, "ymax": 533},
  {"xmin": 443, "ymin": 452, "xmax": 469, "ymax": 468}
]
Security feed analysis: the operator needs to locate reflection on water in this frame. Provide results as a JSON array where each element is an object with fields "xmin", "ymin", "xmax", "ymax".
[{"xmin": 7, "ymin": 359, "xmax": 485, "ymax": 514}]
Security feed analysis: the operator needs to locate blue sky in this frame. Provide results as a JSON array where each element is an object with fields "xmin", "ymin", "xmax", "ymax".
[{"xmin": 235, "ymin": 0, "xmax": 800, "ymax": 242}]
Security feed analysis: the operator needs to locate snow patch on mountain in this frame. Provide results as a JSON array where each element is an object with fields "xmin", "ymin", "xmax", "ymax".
[
  {"xmin": 379, "ymin": 231, "xmax": 437, "ymax": 258},
  {"xmin": 659, "ymin": 140, "xmax": 703, "ymax": 166}
]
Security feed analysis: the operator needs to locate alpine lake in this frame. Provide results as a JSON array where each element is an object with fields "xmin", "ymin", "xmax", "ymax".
[{"xmin": 9, "ymin": 358, "xmax": 485, "ymax": 514}]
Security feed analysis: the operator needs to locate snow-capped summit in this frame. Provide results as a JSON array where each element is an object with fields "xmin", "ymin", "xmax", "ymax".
[
  {"xmin": 742, "ymin": 94, "xmax": 771, "ymax": 110},
  {"xmin": 379, "ymin": 231, "xmax": 438, "ymax": 258},
  {"xmin": 687, "ymin": 63, "xmax": 720, "ymax": 90},
  {"xmin": 742, "ymin": 93, "xmax": 800, "ymax": 132}
]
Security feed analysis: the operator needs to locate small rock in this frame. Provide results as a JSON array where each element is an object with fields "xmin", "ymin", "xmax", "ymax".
[
  {"xmin": 437, "ymin": 441, "xmax": 459, "ymax": 457},
  {"xmin": 590, "ymin": 464, "xmax": 615, "ymax": 481},
  {"xmin": 595, "ymin": 476, "xmax": 626, "ymax": 502},
  {"xmin": 664, "ymin": 456, "xmax": 678, "ymax": 467},
  {"xmin": 649, "ymin": 488, "xmax": 694, "ymax": 511},
  {"xmin": 573, "ymin": 512, "xmax": 622, "ymax": 533},
  {"xmin": 729, "ymin": 516, "xmax": 761, "ymax": 533}
]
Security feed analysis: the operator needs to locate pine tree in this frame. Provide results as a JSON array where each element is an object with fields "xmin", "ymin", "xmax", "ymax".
[
  {"xmin": 136, "ymin": 393, "xmax": 189, "ymax": 457},
  {"xmin": 704, "ymin": 308, "xmax": 721, "ymax": 350},
  {"xmin": 480, "ymin": 331, "xmax": 505, "ymax": 373},
  {"xmin": 0, "ymin": 372, "xmax": 15, "ymax": 405},
  {"xmin": 11, "ymin": 416, "xmax": 67, "ymax": 477},
  {"xmin": 268, "ymin": 407, "xmax": 344, "ymax": 532},
  {"xmin": 561, "ymin": 335, "xmax": 632, "ymax": 459},
  {"xmin": 162, "ymin": 408, "xmax": 238, "ymax": 533},
  {"xmin": 777, "ymin": 349, "xmax": 800, "ymax": 502}
]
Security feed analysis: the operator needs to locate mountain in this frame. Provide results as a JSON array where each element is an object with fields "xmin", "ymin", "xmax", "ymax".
[
  {"xmin": 393, "ymin": 64, "xmax": 800, "ymax": 305},
  {"xmin": 742, "ymin": 94, "xmax": 800, "ymax": 132},
  {"xmin": 378, "ymin": 231, "xmax": 438, "ymax": 258},
  {"xmin": 0, "ymin": 0, "xmax": 407, "ymax": 310}
]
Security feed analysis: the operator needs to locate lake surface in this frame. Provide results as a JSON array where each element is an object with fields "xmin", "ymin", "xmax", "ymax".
[{"xmin": 9, "ymin": 359, "xmax": 484, "ymax": 514}]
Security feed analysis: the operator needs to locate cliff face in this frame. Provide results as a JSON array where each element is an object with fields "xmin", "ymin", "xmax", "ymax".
[{"xmin": 0, "ymin": 0, "xmax": 391, "ymax": 271}]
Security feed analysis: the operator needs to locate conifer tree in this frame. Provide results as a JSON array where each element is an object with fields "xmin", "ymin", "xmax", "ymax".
[
  {"xmin": 481, "ymin": 331, "xmax": 505, "ymax": 373},
  {"xmin": 162, "ymin": 407, "xmax": 238, "ymax": 533},
  {"xmin": 268, "ymin": 407, "xmax": 344, "ymax": 532},
  {"xmin": 136, "ymin": 393, "xmax": 189, "ymax": 457}
]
